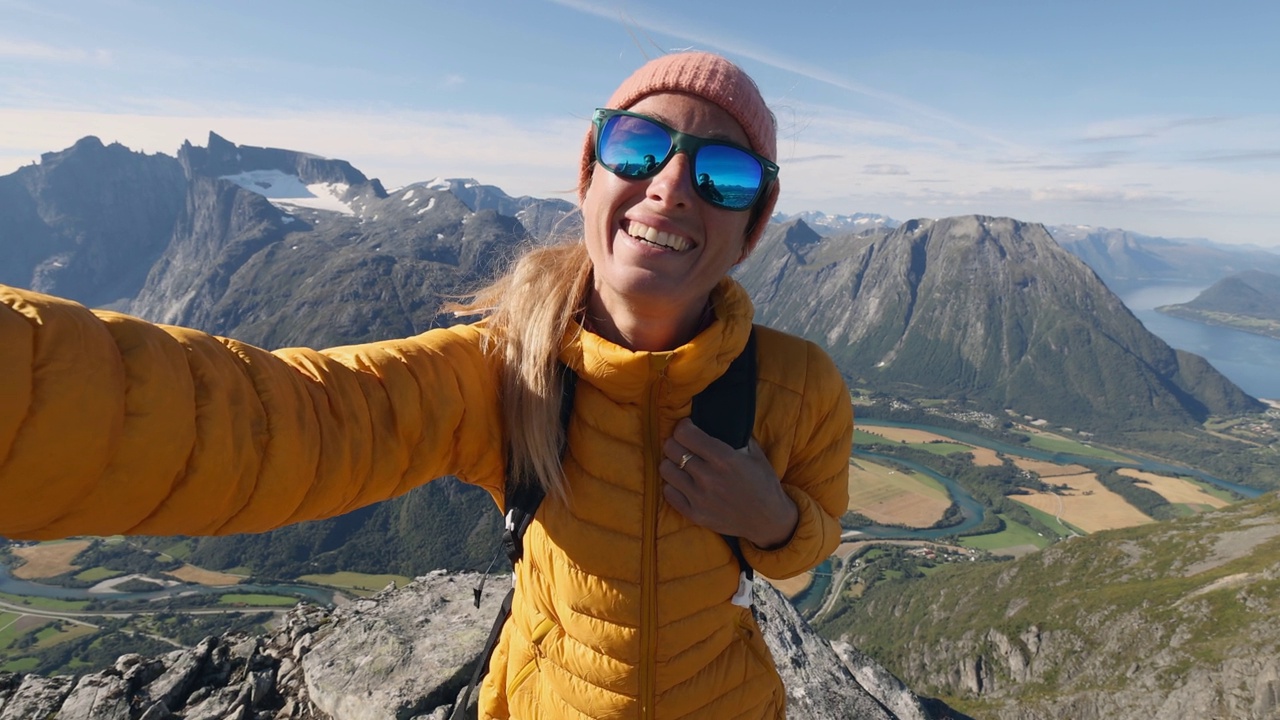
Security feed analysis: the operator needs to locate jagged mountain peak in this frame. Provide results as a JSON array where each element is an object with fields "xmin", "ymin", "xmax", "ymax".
[
  {"xmin": 1, "ymin": 135, "xmax": 187, "ymax": 308},
  {"xmin": 412, "ymin": 176, "xmax": 575, "ymax": 219},
  {"xmin": 775, "ymin": 217, "xmax": 823, "ymax": 246},
  {"xmin": 32, "ymin": 135, "xmax": 154, "ymax": 174},
  {"xmin": 178, "ymin": 132, "xmax": 383, "ymax": 198},
  {"xmin": 422, "ymin": 176, "xmax": 481, "ymax": 191},
  {"xmin": 775, "ymin": 209, "xmax": 900, "ymax": 237}
]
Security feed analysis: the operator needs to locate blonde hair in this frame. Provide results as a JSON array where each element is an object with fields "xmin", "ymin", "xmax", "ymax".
[{"xmin": 451, "ymin": 241, "xmax": 591, "ymax": 504}]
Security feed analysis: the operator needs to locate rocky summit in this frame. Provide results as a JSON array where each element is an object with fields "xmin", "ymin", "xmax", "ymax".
[{"xmin": 0, "ymin": 572, "xmax": 933, "ymax": 720}]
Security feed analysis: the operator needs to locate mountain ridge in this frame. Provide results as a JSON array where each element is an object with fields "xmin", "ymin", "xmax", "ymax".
[
  {"xmin": 734, "ymin": 215, "xmax": 1263, "ymax": 433},
  {"xmin": 3, "ymin": 133, "xmax": 1279, "ymax": 719}
]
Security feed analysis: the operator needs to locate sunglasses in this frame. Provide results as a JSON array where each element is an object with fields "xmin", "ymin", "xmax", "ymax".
[{"xmin": 592, "ymin": 108, "xmax": 779, "ymax": 212}]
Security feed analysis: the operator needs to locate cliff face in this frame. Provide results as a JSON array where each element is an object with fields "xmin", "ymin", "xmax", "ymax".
[
  {"xmin": 0, "ymin": 572, "xmax": 934, "ymax": 719},
  {"xmin": 0, "ymin": 136, "xmax": 186, "ymax": 309},
  {"xmin": 735, "ymin": 216, "xmax": 1264, "ymax": 430}
]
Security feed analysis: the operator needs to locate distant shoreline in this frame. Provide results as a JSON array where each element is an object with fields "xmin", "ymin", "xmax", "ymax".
[{"xmin": 1155, "ymin": 304, "xmax": 1280, "ymax": 342}]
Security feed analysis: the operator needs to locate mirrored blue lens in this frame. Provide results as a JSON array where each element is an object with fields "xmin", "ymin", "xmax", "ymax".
[
  {"xmin": 694, "ymin": 144, "xmax": 763, "ymax": 210},
  {"xmin": 598, "ymin": 115, "xmax": 672, "ymax": 178}
]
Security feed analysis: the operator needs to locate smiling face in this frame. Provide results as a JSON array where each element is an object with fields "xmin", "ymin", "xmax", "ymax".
[{"xmin": 581, "ymin": 92, "xmax": 755, "ymax": 350}]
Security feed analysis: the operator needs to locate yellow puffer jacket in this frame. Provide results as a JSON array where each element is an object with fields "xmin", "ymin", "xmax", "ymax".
[{"xmin": 0, "ymin": 278, "xmax": 851, "ymax": 719}]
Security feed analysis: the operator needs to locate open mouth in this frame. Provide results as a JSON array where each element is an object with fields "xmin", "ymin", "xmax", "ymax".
[{"xmin": 626, "ymin": 220, "xmax": 692, "ymax": 252}]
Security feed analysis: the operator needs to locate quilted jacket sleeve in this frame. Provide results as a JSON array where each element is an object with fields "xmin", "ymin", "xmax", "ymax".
[
  {"xmin": 0, "ymin": 285, "xmax": 505, "ymax": 541},
  {"xmin": 741, "ymin": 335, "xmax": 853, "ymax": 580}
]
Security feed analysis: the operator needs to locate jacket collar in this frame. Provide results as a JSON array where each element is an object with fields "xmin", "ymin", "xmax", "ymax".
[{"xmin": 559, "ymin": 278, "xmax": 755, "ymax": 405}]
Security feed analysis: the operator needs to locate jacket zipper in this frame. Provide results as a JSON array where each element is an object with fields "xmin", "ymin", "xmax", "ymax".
[{"xmin": 640, "ymin": 354, "xmax": 670, "ymax": 720}]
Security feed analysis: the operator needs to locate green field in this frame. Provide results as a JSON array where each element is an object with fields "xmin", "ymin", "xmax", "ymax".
[
  {"xmin": 1, "ymin": 657, "xmax": 38, "ymax": 672},
  {"xmin": 74, "ymin": 567, "xmax": 121, "ymax": 582},
  {"xmin": 960, "ymin": 514, "xmax": 1053, "ymax": 552},
  {"xmin": 0, "ymin": 592, "xmax": 90, "ymax": 612},
  {"xmin": 159, "ymin": 540, "xmax": 194, "ymax": 560},
  {"xmin": 854, "ymin": 429, "xmax": 889, "ymax": 446},
  {"xmin": 1018, "ymin": 504, "xmax": 1084, "ymax": 536},
  {"xmin": 1020, "ymin": 433, "xmax": 1132, "ymax": 462},
  {"xmin": 906, "ymin": 441, "xmax": 974, "ymax": 457},
  {"xmin": 33, "ymin": 622, "xmax": 96, "ymax": 649},
  {"xmin": 298, "ymin": 571, "xmax": 414, "ymax": 594},
  {"xmin": 0, "ymin": 611, "xmax": 31, "ymax": 648},
  {"xmin": 217, "ymin": 593, "xmax": 299, "ymax": 607},
  {"xmin": 855, "ymin": 430, "xmax": 973, "ymax": 458},
  {"xmin": 1190, "ymin": 477, "xmax": 1238, "ymax": 504}
]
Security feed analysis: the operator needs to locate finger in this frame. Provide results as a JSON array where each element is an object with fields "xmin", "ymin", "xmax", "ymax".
[
  {"xmin": 662, "ymin": 483, "xmax": 693, "ymax": 517},
  {"xmin": 671, "ymin": 418, "xmax": 730, "ymax": 458},
  {"xmin": 662, "ymin": 437, "xmax": 692, "ymax": 467}
]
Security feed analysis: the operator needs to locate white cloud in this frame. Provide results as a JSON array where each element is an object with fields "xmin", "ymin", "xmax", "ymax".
[
  {"xmin": 863, "ymin": 164, "xmax": 909, "ymax": 176},
  {"xmin": 1029, "ymin": 184, "xmax": 1181, "ymax": 205}
]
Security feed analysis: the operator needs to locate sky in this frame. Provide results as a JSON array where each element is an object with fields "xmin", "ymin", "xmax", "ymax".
[{"xmin": 3, "ymin": 0, "xmax": 1279, "ymax": 248}]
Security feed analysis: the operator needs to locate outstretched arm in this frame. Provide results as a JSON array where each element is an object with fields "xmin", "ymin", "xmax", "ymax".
[{"xmin": 0, "ymin": 286, "xmax": 504, "ymax": 541}]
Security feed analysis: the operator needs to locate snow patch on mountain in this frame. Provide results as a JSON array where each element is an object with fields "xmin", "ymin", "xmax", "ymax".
[
  {"xmin": 220, "ymin": 169, "xmax": 355, "ymax": 215},
  {"xmin": 774, "ymin": 210, "xmax": 900, "ymax": 236}
]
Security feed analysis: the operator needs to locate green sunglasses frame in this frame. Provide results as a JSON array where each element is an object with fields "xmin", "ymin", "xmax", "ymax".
[{"xmin": 591, "ymin": 108, "xmax": 779, "ymax": 212}]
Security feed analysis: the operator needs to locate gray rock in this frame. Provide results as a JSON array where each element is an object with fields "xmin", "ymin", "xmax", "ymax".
[
  {"xmin": 56, "ymin": 672, "xmax": 131, "ymax": 720},
  {"xmin": 754, "ymin": 578, "xmax": 926, "ymax": 719},
  {"xmin": 0, "ymin": 672, "xmax": 18, "ymax": 713},
  {"xmin": 831, "ymin": 640, "xmax": 933, "ymax": 720},
  {"xmin": 302, "ymin": 570, "xmax": 506, "ymax": 720},
  {"xmin": 0, "ymin": 570, "xmax": 929, "ymax": 720},
  {"xmin": 0, "ymin": 674, "xmax": 74, "ymax": 720},
  {"xmin": 136, "ymin": 701, "xmax": 175, "ymax": 720},
  {"xmin": 181, "ymin": 684, "xmax": 244, "ymax": 720},
  {"xmin": 145, "ymin": 636, "xmax": 216, "ymax": 709}
]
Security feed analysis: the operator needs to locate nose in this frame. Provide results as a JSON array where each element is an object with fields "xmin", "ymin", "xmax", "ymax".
[{"xmin": 645, "ymin": 151, "xmax": 696, "ymax": 208}]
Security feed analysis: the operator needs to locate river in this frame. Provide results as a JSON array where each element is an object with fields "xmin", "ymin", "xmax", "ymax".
[
  {"xmin": 1116, "ymin": 282, "xmax": 1280, "ymax": 401},
  {"xmin": 848, "ymin": 419, "xmax": 1263, "ymax": 541}
]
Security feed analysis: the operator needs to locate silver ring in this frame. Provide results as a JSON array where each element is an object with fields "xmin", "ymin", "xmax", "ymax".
[{"xmin": 678, "ymin": 452, "xmax": 695, "ymax": 470}]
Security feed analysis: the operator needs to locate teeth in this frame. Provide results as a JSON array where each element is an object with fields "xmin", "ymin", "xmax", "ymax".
[{"xmin": 626, "ymin": 221, "xmax": 691, "ymax": 251}]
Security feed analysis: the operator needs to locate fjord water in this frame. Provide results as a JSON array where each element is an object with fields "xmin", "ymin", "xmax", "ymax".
[{"xmin": 1118, "ymin": 282, "xmax": 1280, "ymax": 401}]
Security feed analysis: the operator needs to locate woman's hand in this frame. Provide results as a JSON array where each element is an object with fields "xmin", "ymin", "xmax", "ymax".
[{"xmin": 660, "ymin": 418, "xmax": 798, "ymax": 549}]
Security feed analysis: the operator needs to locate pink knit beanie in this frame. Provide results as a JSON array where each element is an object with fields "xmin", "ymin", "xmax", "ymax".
[{"xmin": 578, "ymin": 52, "xmax": 780, "ymax": 248}]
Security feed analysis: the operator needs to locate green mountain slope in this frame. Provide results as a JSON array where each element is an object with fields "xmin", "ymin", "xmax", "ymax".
[{"xmin": 820, "ymin": 491, "xmax": 1280, "ymax": 719}]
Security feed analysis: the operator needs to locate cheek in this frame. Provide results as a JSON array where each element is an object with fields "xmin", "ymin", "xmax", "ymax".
[
  {"xmin": 581, "ymin": 172, "xmax": 618, "ymax": 257},
  {"xmin": 709, "ymin": 212, "xmax": 752, "ymax": 261}
]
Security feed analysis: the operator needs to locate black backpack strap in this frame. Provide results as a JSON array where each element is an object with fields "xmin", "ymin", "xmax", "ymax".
[
  {"xmin": 690, "ymin": 327, "xmax": 758, "ymax": 608},
  {"xmin": 451, "ymin": 585, "xmax": 514, "ymax": 720},
  {"xmin": 502, "ymin": 365, "xmax": 575, "ymax": 565},
  {"xmin": 454, "ymin": 367, "xmax": 576, "ymax": 719},
  {"xmin": 690, "ymin": 327, "xmax": 757, "ymax": 451}
]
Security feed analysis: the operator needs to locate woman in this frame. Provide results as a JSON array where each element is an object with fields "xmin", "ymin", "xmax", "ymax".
[{"xmin": 0, "ymin": 52, "xmax": 851, "ymax": 719}]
